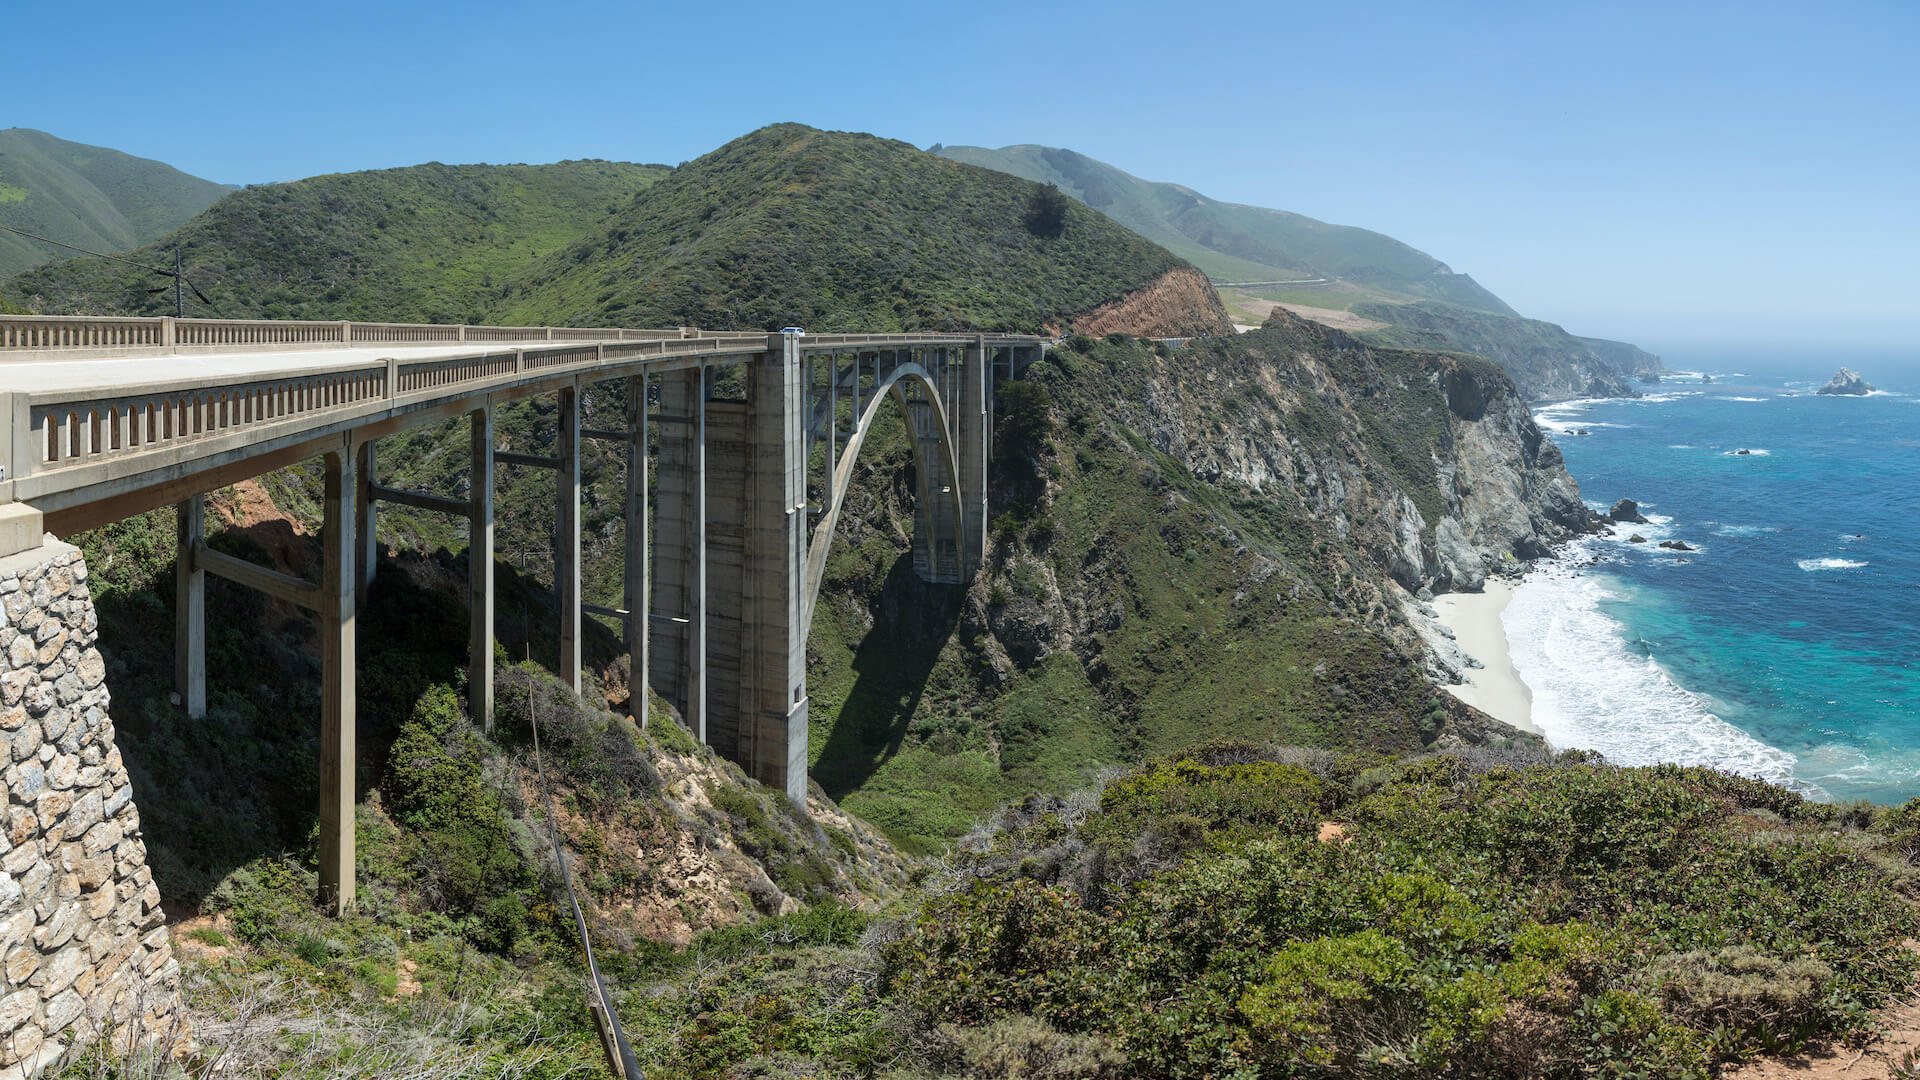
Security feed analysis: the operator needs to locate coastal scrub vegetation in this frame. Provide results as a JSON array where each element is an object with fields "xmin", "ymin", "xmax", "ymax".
[{"xmin": 612, "ymin": 744, "xmax": 1920, "ymax": 1080}]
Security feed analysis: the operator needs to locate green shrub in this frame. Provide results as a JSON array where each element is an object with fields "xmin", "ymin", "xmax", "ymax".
[
  {"xmin": 383, "ymin": 683, "xmax": 537, "ymax": 949},
  {"xmin": 1878, "ymin": 796, "xmax": 1920, "ymax": 862},
  {"xmin": 1240, "ymin": 929, "xmax": 1417, "ymax": 1066},
  {"xmin": 186, "ymin": 926, "xmax": 230, "ymax": 948},
  {"xmin": 1649, "ymin": 945, "xmax": 1832, "ymax": 1048},
  {"xmin": 877, "ymin": 752, "xmax": 1920, "ymax": 1079}
]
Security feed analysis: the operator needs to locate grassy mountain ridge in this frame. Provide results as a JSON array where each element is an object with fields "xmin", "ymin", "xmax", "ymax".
[
  {"xmin": 6, "ymin": 159, "xmax": 666, "ymax": 322},
  {"xmin": 938, "ymin": 142, "xmax": 1669, "ymax": 403},
  {"xmin": 0, "ymin": 127, "xmax": 233, "ymax": 276},
  {"xmin": 493, "ymin": 124, "xmax": 1195, "ymax": 333},
  {"xmin": 936, "ymin": 142, "xmax": 1516, "ymax": 315}
]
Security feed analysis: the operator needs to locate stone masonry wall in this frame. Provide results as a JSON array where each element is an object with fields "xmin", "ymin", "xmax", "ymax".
[{"xmin": 0, "ymin": 541, "xmax": 181, "ymax": 1079}]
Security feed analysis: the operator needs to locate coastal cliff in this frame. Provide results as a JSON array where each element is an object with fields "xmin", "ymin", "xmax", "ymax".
[
  {"xmin": 1082, "ymin": 309, "xmax": 1592, "ymax": 595},
  {"xmin": 1354, "ymin": 299, "xmax": 1662, "ymax": 403}
]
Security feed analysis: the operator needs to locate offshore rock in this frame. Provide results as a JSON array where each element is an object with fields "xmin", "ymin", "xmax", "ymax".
[
  {"xmin": 1608, "ymin": 498, "xmax": 1649, "ymax": 524},
  {"xmin": 1817, "ymin": 368, "xmax": 1874, "ymax": 396}
]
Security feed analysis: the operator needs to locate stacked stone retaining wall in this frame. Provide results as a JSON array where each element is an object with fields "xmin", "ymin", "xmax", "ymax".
[{"xmin": 0, "ymin": 541, "xmax": 181, "ymax": 1078}]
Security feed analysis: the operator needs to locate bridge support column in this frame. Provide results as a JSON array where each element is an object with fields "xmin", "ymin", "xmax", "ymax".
[
  {"xmin": 740, "ymin": 334, "xmax": 808, "ymax": 804},
  {"xmin": 651, "ymin": 368, "xmax": 707, "ymax": 742},
  {"xmin": 908, "ymin": 362, "xmax": 965, "ymax": 584},
  {"xmin": 174, "ymin": 495, "xmax": 206, "ymax": 719},
  {"xmin": 470, "ymin": 407, "xmax": 494, "ymax": 733},
  {"xmin": 625, "ymin": 375, "xmax": 648, "ymax": 729},
  {"xmin": 556, "ymin": 384, "xmax": 581, "ymax": 694},
  {"xmin": 959, "ymin": 338, "xmax": 991, "ymax": 578},
  {"xmin": 319, "ymin": 440, "xmax": 358, "ymax": 914},
  {"xmin": 356, "ymin": 438, "xmax": 377, "ymax": 591},
  {"xmin": 650, "ymin": 345, "xmax": 806, "ymax": 804}
]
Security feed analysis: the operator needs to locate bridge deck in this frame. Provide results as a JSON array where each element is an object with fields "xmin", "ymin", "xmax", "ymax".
[{"xmin": 0, "ymin": 316, "xmax": 1041, "ymax": 531}]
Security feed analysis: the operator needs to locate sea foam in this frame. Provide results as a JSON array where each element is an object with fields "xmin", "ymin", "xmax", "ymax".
[
  {"xmin": 1798, "ymin": 557, "xmax": 1868, "ymax": 571},
  {"xmin": 1505, "ymin": 550, "xmax": 1815, "ymax": 793}
]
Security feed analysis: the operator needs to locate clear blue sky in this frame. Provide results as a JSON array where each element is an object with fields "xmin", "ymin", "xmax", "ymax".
[{"xmin": 6, "ymin": 0, "xmax": 1915, "ymax": 350}]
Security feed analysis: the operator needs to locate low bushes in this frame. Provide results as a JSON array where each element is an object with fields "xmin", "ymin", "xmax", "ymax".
[{"xmin": 872, "ymin": 749, "xmax": 1920, "ymax": 1079}]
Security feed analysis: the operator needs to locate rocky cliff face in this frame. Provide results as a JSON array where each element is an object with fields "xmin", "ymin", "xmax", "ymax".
[
  {"xmin": 1090, "ymin": 310, "xmax": 1592, "ymax": 594},
  {"xmin": 1068, "ymin": 267, "xmax": 1235, "ymax": 339}
]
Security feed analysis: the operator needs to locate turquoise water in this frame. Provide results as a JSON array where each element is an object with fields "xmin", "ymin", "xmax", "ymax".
[{"xmin": 1506, "ymin": 349, "xmax": 1920, "ymax": 802}]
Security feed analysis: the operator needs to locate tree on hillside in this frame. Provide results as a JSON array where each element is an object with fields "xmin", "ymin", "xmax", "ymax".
[{"xmin": 1023, "ymin": 182, "xmax": 1069, "ymax": 238}]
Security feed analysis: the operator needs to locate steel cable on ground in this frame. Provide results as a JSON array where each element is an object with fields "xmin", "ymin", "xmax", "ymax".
[{"xmin": 525, "ymin": 669, "xmax": 644, "ymax": 1079}]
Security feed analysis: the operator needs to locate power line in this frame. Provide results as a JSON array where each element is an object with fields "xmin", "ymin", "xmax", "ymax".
[
  {"xmin": 0, "ymin": 221, "xmax": 171, "ymax": 274},
  {"xmin": 0, "ymin": 221, "xmax": 212, "ymax": 316}
]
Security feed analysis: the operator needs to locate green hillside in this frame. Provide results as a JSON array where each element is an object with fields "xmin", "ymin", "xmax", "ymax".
[
  {"xmin": 937, "ymin": 143, "xmax": 1515, "ymax": 314},
  {"xmin": 0, "ymin": 127, "xmax": 233, "ymax": 276},
  {"xmin": 5, "ymin": 159, "xmax": 667, "ymax": 322},
  {"xmin": 495, "ymin": 125, "xmax": 1190, "ymax": 332}
]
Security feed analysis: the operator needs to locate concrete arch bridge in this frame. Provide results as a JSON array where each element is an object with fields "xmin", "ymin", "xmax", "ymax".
[{"xmin": 0, "ymin": 315, "xmax": 1045, "ymax": 910}]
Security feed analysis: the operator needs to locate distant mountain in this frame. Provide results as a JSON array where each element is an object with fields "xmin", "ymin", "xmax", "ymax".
[
  {"xmin": 938, "ymin": 142, "xmax": 1665, "ymax": 401},
  {"xmin": 496, "ymin": 124, "xmax": 1224, "ymax": 335},
  {"xmin": 936, "ymin": 143, "xmax": 1514, "ymax": 315},
  {"xmin": 5, "ymin": 160, "xmax": 668, "ymax": 323},
  {"xmin": 0, "ymin": 128, "xmax": 234, "ymax": 276}
]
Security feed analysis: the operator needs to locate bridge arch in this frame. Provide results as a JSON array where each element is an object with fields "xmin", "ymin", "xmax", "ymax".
[{"xmin": 801, "ymin": 358, "xmax": 967, "ymax": 629}]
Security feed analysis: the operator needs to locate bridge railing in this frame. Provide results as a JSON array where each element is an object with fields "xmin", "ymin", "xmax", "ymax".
[
  {"xmin": 0, "ymin": 315, "xmax": 763, "ymax": 354},
  {"xmin": 0, "ymin": 335, "xmax": 774, "ymax": 486}
]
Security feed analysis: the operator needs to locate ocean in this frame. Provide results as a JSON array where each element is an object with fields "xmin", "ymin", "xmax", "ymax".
[{"xmin": 1509, "ymin": 348, "xmax": 1920, "ymax": 804}]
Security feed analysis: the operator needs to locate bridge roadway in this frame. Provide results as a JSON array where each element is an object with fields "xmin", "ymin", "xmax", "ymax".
[{"xmin": 0, "ymin": 314, "xmax": 1046, "ymax": 911}]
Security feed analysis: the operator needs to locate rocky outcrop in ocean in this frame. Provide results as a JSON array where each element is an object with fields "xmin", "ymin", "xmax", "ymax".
[
  {"xmin": 1817, "ymin": 368, "xmax": 1874, "ymax": 396},
  {"xmin": 1609, "ymin": 498, "xmax": 1649, "ymax": 524}
]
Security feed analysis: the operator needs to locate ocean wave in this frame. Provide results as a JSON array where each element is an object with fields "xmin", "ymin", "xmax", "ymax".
[
  {"xmin": 1714, "ymin": 524, "xmax": 1777, "ymax": 537},
  {"xmin": 1538, "ymin": 417, "xmax": 1630, "ymax": 435},
  {"xmin": 1727, "ymin": 396, "xmax": 1768, "ymax": 402},
  {"xmin": 1668, "ymin": 444, "xmax": 1695, "ymax": 450},
  {"xmin": 1505, "ymin": 555, "xmax": 1815, "ymax": 793},
  {"xmin": 1798, "ymin": 557, "xmax": 1868, "ymax": 571}
]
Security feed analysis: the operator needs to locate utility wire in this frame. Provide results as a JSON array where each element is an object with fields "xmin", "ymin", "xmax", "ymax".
[
  {"xmin": 0, "ymin": 222, "xmax": 172, "ymax": 273},
  {"xmin": 0, "ymin": 222, "xmax": 213, "ymax": 313},
  {"xmin": 525, "ymin": 663, "xmax": 644, "ymax": 1079}
]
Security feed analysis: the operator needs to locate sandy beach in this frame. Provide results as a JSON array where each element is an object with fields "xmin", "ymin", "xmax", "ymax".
[{"xmin": 1432, "ymin": 580, "xmax": 1542, "ymax": 736}]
